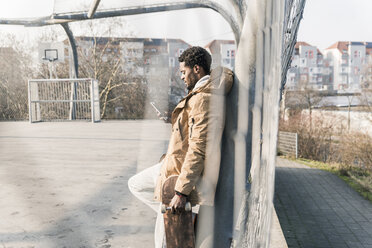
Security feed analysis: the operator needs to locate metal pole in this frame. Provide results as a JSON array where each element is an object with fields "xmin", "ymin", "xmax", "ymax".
[
  {"xmin": 88, "ymin": 0, "xmax": 102, "ymax": 18},
  {"xmin": 61, "ymin": 23, "xmax": 78, "ymax": 120},
  {"xmin": 27, "ymin": 80, "xmax": 32, "ymax": 123},
  {"xmin": 295, "ymin": 132, "xmax": 298, "ymax": 159},
  {"xmin": 90, "ymin": 79, "xmax": 95, "ymax": 123}
]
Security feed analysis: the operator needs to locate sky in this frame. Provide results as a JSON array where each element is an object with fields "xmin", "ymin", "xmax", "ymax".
[
  {"xmin": 0, "ymin": 0, "xmax": 371, "ymax": 50},
  {"xmin": 297, "ymin": 0, "xmax": 372, "ymax": 51}
]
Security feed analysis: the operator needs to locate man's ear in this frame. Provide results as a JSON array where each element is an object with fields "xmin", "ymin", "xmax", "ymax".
[{"xmin": 193, "ymin": 65, "xmax": 200, "ymax": 74}]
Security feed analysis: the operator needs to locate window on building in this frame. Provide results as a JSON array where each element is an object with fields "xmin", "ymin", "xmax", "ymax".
[
  {"xmin": 231, "ymin": 50, "xmax": 235, "ymax": 58},
  {"xmin": 342, "ymin": 75, "xmax": 348, "ymax": 84},
  {"xmin": 169, "ymin": 57, "xmax": 175, "ymax": 67},
  {"xmin": 227, "ymin": 50, "xmax": 230, "ymax": 57},
  {"xmin": 354, "ymin": 50, "xmax": 361, "ymax": 58},
  {"xmin": 309, "ymin": 50, "xmax": 314, "ymax": 59}
]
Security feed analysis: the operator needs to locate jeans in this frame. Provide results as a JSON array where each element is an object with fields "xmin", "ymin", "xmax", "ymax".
[{"xmin": 128, "ymin": 162, "xmax": 165, "ymax": 248}]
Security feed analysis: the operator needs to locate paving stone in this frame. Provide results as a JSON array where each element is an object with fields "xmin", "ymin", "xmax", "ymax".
[{"xmin": 275, "ymin": 158, "xmax": 372, "ymax": 248}]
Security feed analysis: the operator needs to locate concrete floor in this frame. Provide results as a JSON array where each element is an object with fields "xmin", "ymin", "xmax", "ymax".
[{"xmin": 0, "ymin": 121, "xmax": 170, "ymax": 248}]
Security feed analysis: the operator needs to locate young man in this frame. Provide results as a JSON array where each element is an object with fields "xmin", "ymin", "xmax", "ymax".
[{"xmin": 128, "ymin": 46, "xmax": 233, "ymax": 247}]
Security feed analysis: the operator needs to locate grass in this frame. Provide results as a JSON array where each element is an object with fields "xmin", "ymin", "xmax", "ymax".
[{"xmin": 286, "ymin": 157, "xmax": 372, "ymax": 203}]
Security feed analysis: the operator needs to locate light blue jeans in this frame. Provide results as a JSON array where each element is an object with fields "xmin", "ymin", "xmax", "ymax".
[{"xmin": 128, "ymin": 162, "xmax": 165, "ymax": 248}]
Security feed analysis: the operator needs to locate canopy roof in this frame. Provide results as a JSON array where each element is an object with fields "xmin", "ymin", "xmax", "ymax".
[{"xmin": 0, "ymin": 0, "xmax": 244, "ymax": 42}]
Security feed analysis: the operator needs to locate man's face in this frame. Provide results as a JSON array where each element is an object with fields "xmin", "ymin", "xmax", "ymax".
[{"xmin": 180, "ymin": 62, "xmax": 198, "ymax": 91}]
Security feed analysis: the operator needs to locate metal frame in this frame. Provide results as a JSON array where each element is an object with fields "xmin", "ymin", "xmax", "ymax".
[
  {"xmin": 0, "ymin": 1, "xmax": 242, "ymax": 81},
  {"xmin": 0, "ymin": 2, "xmax": 241, "ymax": 42}
]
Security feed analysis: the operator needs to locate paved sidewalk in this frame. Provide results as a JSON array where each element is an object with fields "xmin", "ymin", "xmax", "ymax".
[{"xmin": 275, "ymin": 158, "xmax": 372, "ymax": 248}]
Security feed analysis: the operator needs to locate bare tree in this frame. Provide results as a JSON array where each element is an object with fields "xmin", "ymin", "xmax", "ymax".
[
  {"xmin": 285, "ymin": 81, "xmax": 323, "ymax": 130},
  {"xmin": 70, "ymin": 18, "xmax": 146, "ymax": 119},
  {"xmin": 359, "ymin": 56, "xmax": 372, "ymax": 123},
  {"xmin": 34, "ymin": 18, "xmax": 147, "ymax": 119},
  {"xmin": 0, "ymin": 34, "xmax": 34, "ymax": 120}
]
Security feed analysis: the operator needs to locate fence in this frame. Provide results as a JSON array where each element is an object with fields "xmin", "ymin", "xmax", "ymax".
[
  {"xmin": 277, "ymin": 131, "xmax": 298, "ymax": 158},
  {"xmin": 28, "ymin": 78, "xmax": 100, "ymax": 123}
]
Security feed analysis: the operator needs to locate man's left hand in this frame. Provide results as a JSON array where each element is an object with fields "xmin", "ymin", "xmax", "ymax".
[{"xmin": 169, "ymin": 194, "xmax": 187, "ymax": 213}]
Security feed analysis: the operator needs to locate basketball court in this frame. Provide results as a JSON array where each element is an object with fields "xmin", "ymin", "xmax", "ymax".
[{"xmin": 0, "ymin": 121, "xmax": 170, "ymax": 248}]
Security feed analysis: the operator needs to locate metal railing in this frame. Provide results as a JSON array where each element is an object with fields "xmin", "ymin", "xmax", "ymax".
[
  {"xmin": 28, "ymin": 78, "xmax": 100, "ymax": 123},
  {"xmin": 278, "ymin": 131, "xmax": 298, "ymax": 158}
]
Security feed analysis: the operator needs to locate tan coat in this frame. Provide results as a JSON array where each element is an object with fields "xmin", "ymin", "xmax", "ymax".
[{"xmin": 154, "ymin": 67, "xmax": 234, "ymax": 206}]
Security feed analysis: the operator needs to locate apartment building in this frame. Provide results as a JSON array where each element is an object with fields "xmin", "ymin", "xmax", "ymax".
[
  {"xmin": 286, "ymin": 42, "xmax": 333, "ymax": 91},
  {"xmin": 72, "ymin": 36, "xmax": 190, "ymax": 107},
  {"xmin": 324, "ymin": 41, "xmax": 372, "ymax": 92},
  {"xmin": 205, "ymin": 40, "xmax": 236, "ymax": 70},
  {"xmin": 362, "ymin": 46, "xmax": 372, "ymax": 89}
]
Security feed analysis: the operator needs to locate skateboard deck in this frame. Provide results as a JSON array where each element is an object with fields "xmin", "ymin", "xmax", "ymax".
[{"xmin": 161, "ymin": 175, "xmax": 194, "ymax": 248}]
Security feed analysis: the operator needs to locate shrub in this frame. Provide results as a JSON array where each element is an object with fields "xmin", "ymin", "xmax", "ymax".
[
  {"xmin": 279, "ymin": 112, "xmax": 337, "ymax": 162},
  {"xmin": 339, "ymin": 132, "xmax": 372, "ymax": 171}
]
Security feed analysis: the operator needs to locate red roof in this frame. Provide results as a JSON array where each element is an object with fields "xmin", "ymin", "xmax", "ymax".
[
  {"xmin": 295, "ymin": 41, "xmax": 311, "ymax": 49},
  {"xmin": 326, "ymin": 41, "xmax": 349, "ymax": 53},
  {"xmin": 294, "ymin": 41, "xmax": 322, "ymax": 55}
]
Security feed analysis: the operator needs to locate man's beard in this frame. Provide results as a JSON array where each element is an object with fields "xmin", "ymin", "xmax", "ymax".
[{"xmin": 186, "ymin": 73, "xmax": 198, "ymax": 91}]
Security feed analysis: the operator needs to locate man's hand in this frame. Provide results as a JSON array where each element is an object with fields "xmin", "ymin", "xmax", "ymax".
[
  {"xmin": 158, "ymin": 111, "xmax": 170, "ymax": 123},
  {"xmin": 169, "ymin": 194, "xmax": 187, "ymax": 213}
]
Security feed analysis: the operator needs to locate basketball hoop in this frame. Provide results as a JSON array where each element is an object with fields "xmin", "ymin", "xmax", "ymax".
[
  {"xmin": 38, "ymin": 42, "xmax": 64, "ymax": 63},
  {"xmin": 42, "ymin": 49, "xmax": 58, "ymax": 62}
]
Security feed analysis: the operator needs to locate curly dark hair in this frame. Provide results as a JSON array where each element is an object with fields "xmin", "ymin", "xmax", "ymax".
[{"xmin": 178, "ymin": 46, "xmax": 212, "ymax": 75}]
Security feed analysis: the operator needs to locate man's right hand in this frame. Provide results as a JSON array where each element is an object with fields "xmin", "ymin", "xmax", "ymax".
[
  {"xmin": 158, "ymin": 111, "xmax": 170, "ymax": 123},
  {"xmin": 169, "ymin": 194, "xmax": 187, "ymax": 213}
]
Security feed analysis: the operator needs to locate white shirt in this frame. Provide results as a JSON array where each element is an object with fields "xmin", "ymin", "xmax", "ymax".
[{"xmin": 193, "ymin": 75, "xmax": 210, "ymax": 91}]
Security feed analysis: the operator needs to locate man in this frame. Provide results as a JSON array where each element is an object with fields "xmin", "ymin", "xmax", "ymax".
[{"xmin": 128, "ymin": 46, "xmax": 233, "ymax": 247}]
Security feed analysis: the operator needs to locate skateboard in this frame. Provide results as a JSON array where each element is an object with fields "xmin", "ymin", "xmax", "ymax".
[{"xmin": 161, "ymin": 175, "xmax": 194, "ymax": 248}]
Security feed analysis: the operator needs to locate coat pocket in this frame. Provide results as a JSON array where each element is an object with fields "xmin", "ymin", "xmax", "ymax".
[
  {"xmin": 189, "ymin": 118, "xmax": 195, "ymax": 138},
  {"xmin": 177, "ymin": 117, "xmax": 184, "ymax": 141}
]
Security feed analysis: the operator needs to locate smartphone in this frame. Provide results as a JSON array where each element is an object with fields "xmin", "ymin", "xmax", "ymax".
[
  {"xmin": 150, "ymin": 102, "xmax": 169, "ymax": 122},
  {"xmin": 150, "ymin": 102, "xmax": 162, "ymax": 116}
]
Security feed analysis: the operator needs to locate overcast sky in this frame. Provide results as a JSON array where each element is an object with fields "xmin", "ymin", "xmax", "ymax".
[
  {"xmin": 0, "ymin": 0, "xmax": 371, "ymax": 50},
  {"xmin": 297, "ymin": 0, "xmax": 372, "ymax": 51}
]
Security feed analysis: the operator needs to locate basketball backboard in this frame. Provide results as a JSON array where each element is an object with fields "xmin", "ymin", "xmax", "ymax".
[{"xmin": 38, "ymin": 42, "xmax": 65, "ymax": 63}]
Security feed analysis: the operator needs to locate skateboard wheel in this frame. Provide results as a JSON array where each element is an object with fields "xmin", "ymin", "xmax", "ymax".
[
  {"xmin": 161, "ymin": 204, "xmax": 167, "ymax": 214},
  {"xmin": 185, "ymin": 202, "xmax": 191, "ymax": 211}
]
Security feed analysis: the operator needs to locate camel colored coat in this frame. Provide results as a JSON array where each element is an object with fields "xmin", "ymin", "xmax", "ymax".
[{"xmin": 154, "ymin": 67, "xmax": 234, "ymax": 206}]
